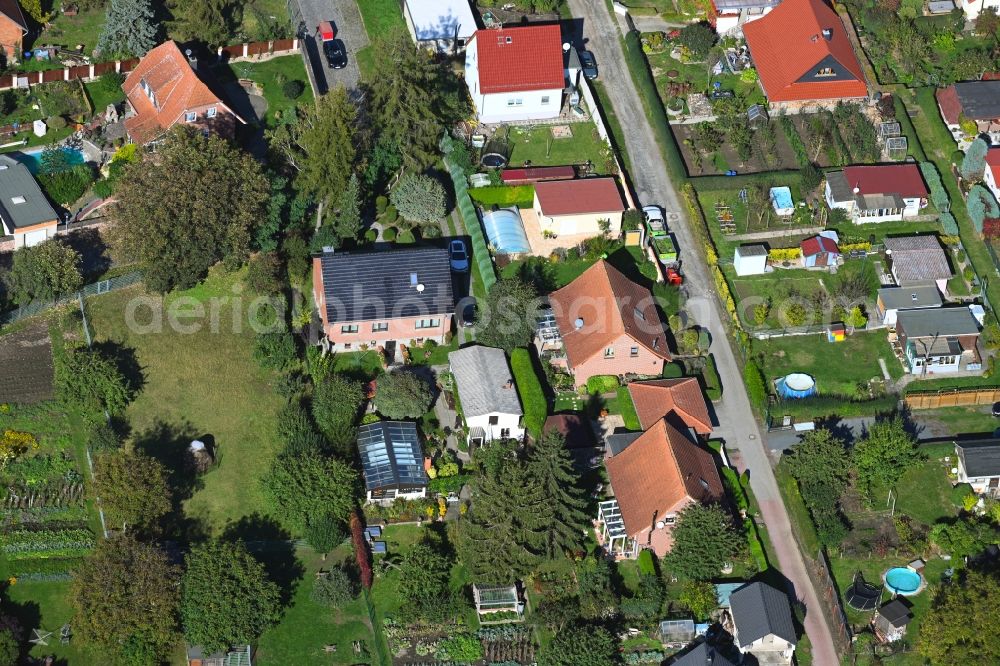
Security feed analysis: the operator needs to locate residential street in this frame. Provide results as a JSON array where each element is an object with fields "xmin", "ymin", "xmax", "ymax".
[
  {"xmin": 294, "ymin": 0, "xmax": 366, "ymax": 94},
  {"xmin": 565, "ymin": 0, "xmax": 839, "ymax": 662}
]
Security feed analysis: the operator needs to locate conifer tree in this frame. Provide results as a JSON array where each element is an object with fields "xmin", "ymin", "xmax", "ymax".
[
  {"xmin": 527, "ymin": 431, "xmax": 588, "ymax": 558},
  {"xmin": 97, "ymin": 0, "xmax": 158, "ymax": 59}
]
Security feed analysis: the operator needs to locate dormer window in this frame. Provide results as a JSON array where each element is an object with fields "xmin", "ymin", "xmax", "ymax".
[
  {"xmin": 185, "ymin": 111, "xmax": 197, "ymax": 122},
  {"xmin": 816, "ymin": 67, "xmax": 835, "ymax": 77},
  {"xmin": 140, "ymin": 77, "xmax": 158, "ymax": 109},
  {"xmin": 206, "ymin": 107, "xmax": 217, "ymax": 118}
]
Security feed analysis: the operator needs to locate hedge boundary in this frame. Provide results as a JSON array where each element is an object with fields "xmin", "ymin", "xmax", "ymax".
[
  {"xmin": 445, "ymin": 156, "xmax": 497, "ymax": 292},
  {"xmin": 510, "ymin": 347, "xmax": 547, "ymax": 438}
]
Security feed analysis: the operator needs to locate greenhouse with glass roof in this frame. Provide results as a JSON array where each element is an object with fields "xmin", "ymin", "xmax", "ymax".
[{"xmin": 357, "ymin": 421, "xmax": 428, "ymax": 503}]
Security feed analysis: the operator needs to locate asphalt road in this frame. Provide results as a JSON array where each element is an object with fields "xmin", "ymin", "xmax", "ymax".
[
  {"xmin": 564, "ymin": 1, "xmax": 839, "ymax": 663},
  {"xmin": 294, "ymin": 0, "xmax": 366, "ymax": 95}
]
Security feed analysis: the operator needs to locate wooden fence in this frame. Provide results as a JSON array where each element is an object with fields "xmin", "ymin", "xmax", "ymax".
[
  {"xmin": 905, "ymin": 387, "xmax": 1000, "ymax": 409},
  {"xmin": 0, "ymin": 39, "xmax": 300, "ymax": 91}
]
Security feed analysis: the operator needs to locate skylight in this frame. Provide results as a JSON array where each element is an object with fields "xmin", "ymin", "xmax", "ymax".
[{"xmin": 11, "ymin": 196, "xmax": 26, "ymax": 204}]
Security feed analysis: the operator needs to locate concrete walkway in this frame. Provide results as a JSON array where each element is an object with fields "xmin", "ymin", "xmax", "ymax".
[{"xmin": 566, "ymin": 0, "xmax": 839, "ymax": 662}]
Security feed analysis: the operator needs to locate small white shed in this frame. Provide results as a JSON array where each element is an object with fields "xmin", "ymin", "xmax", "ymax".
[{"xmin": 734, "ymin": 244, "xmax": 768, "ymax": 276}]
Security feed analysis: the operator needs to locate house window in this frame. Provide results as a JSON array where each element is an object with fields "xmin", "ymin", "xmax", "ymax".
[
  {"xmin": 506, "ymin": 98, "xmax": 523, "ymax": 107},
  {"xmin": 489, "ymin": 415, "xmax": 499, "ymax": 425},
  {"xmin": 815, "ymin": 67, "xmax": 835, "ymax": 77},
  {"xmin": 500, "ymin": 428, "xmax": 510, "ymax": 438},
  {"xmin": 341, "ymin": 324, "xmax": 359, "ymax": 333},
  {"xmin": 415, "ymin": 318, "xmax": 440, "ymax": 329},
  {"xmin": 541, "ymin": 95, "xmax": 550, "ymax": 105},
  {"xmin": 344, "ymin": 343, "xmax": 352, "ymax": 349},
  {"xmin": 652, "ymin": 337, "xmax": 660, "ymax": 349},
  {"xmin": 633, "ymin": 307, "xmax": 645, "ymax": 321},
  {"xmin": 372, "ymin": 322, "xmax": 389, "ymax": 332},
  {"xmin": 604, "ymin": 347, "xmax": 615, "ymax": 358},
  {"xmin": 185, "ymin": 111, "xmax": 197, "ymax": 122},
  {"xmin": 663, "ymin": 513, "xmax": 677, "ymax": 525},
  {"xmin": 206, "ymin": 107, "xmax": 217, "ymax": 118},
  {"xmin": 630, "ymin": 347, "xmax": 639, "ymax": 357}
]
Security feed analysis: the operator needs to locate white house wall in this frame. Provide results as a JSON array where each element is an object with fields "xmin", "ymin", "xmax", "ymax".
[
  {"xmin": 533, "ymin": 207, "xmax": 624, "ymax": 237},
  {"xmin": 472, "ymin": 88, "xmax": 564, "ymax": 124},
  {"xmin": 466, "ymin": 412, "xmax": 524, "ymax": 442}
]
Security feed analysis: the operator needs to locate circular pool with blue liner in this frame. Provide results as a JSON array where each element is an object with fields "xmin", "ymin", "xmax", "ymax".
[
  {"xmin": 885, "ymin": 567, "xmax": 923, "ymax": 595},
  {"xmin": 775, "ymin": 373, "xmax": 816, "ymax": 399}
]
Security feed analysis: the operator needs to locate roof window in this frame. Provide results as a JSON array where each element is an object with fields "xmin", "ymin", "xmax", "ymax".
[{"xmin": 11, "ymin": 196, "xmax": 25, "ymax": 204}]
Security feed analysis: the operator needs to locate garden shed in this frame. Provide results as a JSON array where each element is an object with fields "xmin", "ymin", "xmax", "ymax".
[
  {"xmin": 734, "ymin": 244, "xmax": 768, "ymax": 276},
  {"xmin": 473, "ymin": 583, "xmax": 523, "ymax": 623}
]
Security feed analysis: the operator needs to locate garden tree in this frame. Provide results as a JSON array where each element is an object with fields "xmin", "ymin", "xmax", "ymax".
[
  {"xmin": 389, "ymin": 172, "xmax": 446, "ymax": 222},
  {"xmin": 295, "ymin": 87, "xmax": 357, "ymax": 209},
  {"xmin": 55, "ymin": 347, "xmax": 133, "ymax": 416},
  {"xmin": 374, "ymin": 369, "xmax": 433, "ymax": 419},
  {"xmin": 782, "ymin": 428, "xmax": 851, "ymax": 545},
  {"xmin": 679, "ymin": 580, "xmax": 718, "ymax": 621},
  {"xmin": 537, "ymin": 623, "xmax": 619, "ymax": 666},
  {"xmin": 397, "ymin": 537, "xmax": 452, "ymax": 612},
  {"xmin": 576, "ymin": 557, "xmax": 618, "ymax": 618},
  {"xmin": 977, "ymin": 6, "xmax": 1000, "ymax": 37},
  {"xmin": 845, "ymin": 305, "xmax": 867, "ymax": 330},
  {"xmin": 363, "ymin": 135, "xmax": 403, "ymax": 191},
  {"xmin": 532, "ymin": 595, "xmax": 580, "ymax": 633},
  {"xmin": 261, "ymin": 451, "xmax": 359, "ymax": 533},
  {"xmin": 4, "ymin": 239, "xmax": 82, "ymax": 306},
  {"xmin": 303, "ymin": 512, "xmax": 347, "ymax": 556},
  {"xmin": 97, "ymin": 0, "xmax": 158, "ymax": 58},
  {"xmin": 19, "ymin": 0, "xmax": 52, "ymax": 24},
  {"xmin": 967, "ymin": 183, "xmax": 1000, "ymax": 234},
  {"xmin": 745, "ymin": 185, "xmax": 769, "ymax": 227},
  {"xmin": 527, "ymin": 431, "xmax": 589, "ymax": 558},
  {"xmin": 929, "ymin": 516, "xmax": 1000, "ymax": 559},
  {"xmin": 94, "ymin": 450, "xmax": 171, "ymax": 534},
  {"xmin": 800, "ymin": 162, "xmax": 822, "ymax": 193},
  {"xmin": 694, "ymin": 122, "xmax": 722, "ymax": 154},
  {"xmin": 276, "ymin": 402, "xmax": 324, "ymax": 455},
  {"xmin": 456, "ymin": 462, "xmax": 545, "ymax": 582},
  {"xmin": 110, "ymin": 128, "xmax": 269, "ymax": 292},
  {"xmin": 181, "ymin": 540, "xmax": 282, "ymax": 654},
  {"xmin": 853, "ymin": 416, "xmax": 920, "ymax": 500},
  {"xmin": 367, "ymin": 29, "xmax": 467, "ymax": 168},
  {"xmin": 676, "ymin": 22, "xmax": 715, "ymax": 60},
  {"xmin": 169, "ymin": 0, "xmax": 241, "ymax": 46},
  {"xmin": 71, "ymin": 535, "xmax": 180, "ymax": 663},
  {"xmin": 961, "ymin": 137, "xmax": 989, "ymax": 181},
  {"xmin": 953, "ymin": 48, "xmax": 992, "ymax": 83},
  {"xmin": 311, "ymin": 566, "xmax": 359, "ymax": 607},
  {"xmin": 0, "ymin": 628, "xmax": 14, "ymax": 666},
  {"xmin": 245, "ymin": 251, "xmax": 283, "ymax": 295},
  {"xmin": 311, "ymin": 373, "xmax": 365, "ymax": 439},
  {"xmin": 918, "ymin": 570, "xmax": 1000, "ymax": 665},
  {"xmin": 664, "ymin": 503, "xmax": 743, "ymax": 580},
  {"xmin": 40, "ymin": 164, "xmax": 96, "ymax": 205},
  {"xmin": 331, "ymin": 173, "xmax": 362, "ymax": 244},
  {"xmin": 475, "ymin": 277, "xmax": 538, "ymax": 352}
]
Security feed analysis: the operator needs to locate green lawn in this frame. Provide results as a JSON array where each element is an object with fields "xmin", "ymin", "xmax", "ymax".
[
  {"xmin": 226, "ymin": 55, "xmax": 314, "ymax": 129},
  {"xmin": 355, "ymin": 0, "xmax": 407, "ymax": 79},
  {"xmin": 507, "ymin": 124, "xmax": 612, "ymax": 173},
  {"xmin": 756, "ymin": 329, "xmax": 901, "ymax": 397},
  {"xmin": 85, "ymin": 266, "xmax": 286, "ymax": 534},
  {"xmin": 617, "ymin": 385, "xmax": 641, "ymax": 430},
  {"xmin": 34, "ymin": 7, "xmax": 106, "ymax": 56},
  {"xmin": 83, "ymin": 80, "xmax": 125, "ymax": 116},
  {"xmin": 913, "ymin": 405, "xmax": 999, "ymax": 437}
]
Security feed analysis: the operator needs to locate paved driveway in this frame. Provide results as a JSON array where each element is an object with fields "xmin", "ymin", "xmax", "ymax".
[
  {"xmin": 293, "ymin": 0, "xmax": 367, "ymax": 95},
  {"xmin": 565, "ymin": 1, "xmax": 839, "ymax": 663}
]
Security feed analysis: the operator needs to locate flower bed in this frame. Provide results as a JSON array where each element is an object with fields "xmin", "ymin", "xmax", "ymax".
[{"xmin": 2, "ymin": 527, "xmax": 95, "ymax": 560}]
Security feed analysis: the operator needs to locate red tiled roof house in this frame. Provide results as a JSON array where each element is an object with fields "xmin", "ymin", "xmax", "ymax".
[
  {"xmin": 0, "ymin": 0, "xmax": 27, "ymax": 65},
  {"xmin": 800, "ymin": 233, "xmax": 840, "ymax": 268},
  {"xmin": 546, "ymin": 260, "xmax": 670, "ymax": 387},
  {"xmin": 824, "ymin": 164, "xmax": 929, "ymax": 223},
  {"xmin": 628, "ymin": 377, "xmax": 714, "ymax": 434},
  {"xmin": 463, "ymin": 24, "xmax": 566, "ymax": 123},
  {"xmin": 123, "ymin": 41, "xmax": 244, "ymax": 145},
  {"xmin": 742, "ymin": 0, "xmax": 867, "ymax": 111},
  {"xmin": 532, "ymin": 177, "xmax": 625, "ymax": 238},
  {"xmin": 598, "ymin": 418, "xmax": 724, "ymax": 558}
]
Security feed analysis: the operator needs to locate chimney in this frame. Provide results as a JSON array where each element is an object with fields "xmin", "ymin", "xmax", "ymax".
[
  {"xmin": 504, "ymin": 379, "xmax": 513, "ymax": 389},
  {"xmin": 185, "ymin": 48, "xmax": 198, "ymax": 72},
  {"xmin": 822, "ymin": 28, "xmax": 833, "ymax": 40}
]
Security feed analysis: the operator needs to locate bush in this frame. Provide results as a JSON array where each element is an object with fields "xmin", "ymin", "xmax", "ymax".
[
  {"xmin": 46, "ymin": 115, "xmax": 67, "ymax": 129},
  {"xmin": 744, "ymin": 361, "xmax": 767, "ymax": 414},
  {"xmin": 586, "ymin": 375, "xmax": 620, "ymax": 394},
  {"xmin": 381, "ymin": 226, "xmax": 397, "ymax": 242},
  {"xmin": 363, "ymin": 228, "xmax": 378, "ymax": 243},
  {"xmin": 421, "ymin": 223, "xmax": 441, "ymax": 239},
  {"xmin": 281, "ymin": 79, "xmax": 304, "ymax": 100},
  {"xmin": 389, "ymin": 173, "xmax": 447, "ymax": 222},
  {"xmin": 468, "ymin": 185, "xmax": 535, "ymax": 207},
  {"xmin": 311, "ymin": 566, "xmax": 359, "ymax": 607},
  {"xmin": 375, "ymin": 195, "xmax": 388, "ymax": 215},
  {"xmin": 252, "ymin": 331, "xmax": 297, "ymax": 369},
  {"xmin": 99, "ymin": 70, "xmax": 125, "ymax": 93},
  {"xmin": 662, "ymin": 362, "xmax": 684, "ymax": 378},
  {"xmin": 88, "ymin": 421, "xmax": 121, "ymax": 453},
  {"xmin": 396, "ymin": 229, "xmax": 415, "ymax": 244},
  {"xmin": 702, "ymin": 354, "xmax": 722, "ymax": 401},
  {"xmin": 382, "ymin": 205, "xmax": 398, "ymax": 224},
  {"xmin": 510, "ymin": 348, "xmax": 547, "ymax": 437},
  {"xmin": 374, "ymin": 370, "xmax": 433, "ymax": 419},
  {"xmin": 39, "ymin": 164, "xmax": 94, "ymax": 205}
]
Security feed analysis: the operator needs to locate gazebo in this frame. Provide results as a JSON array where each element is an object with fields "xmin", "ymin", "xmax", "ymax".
[{"xmin": 472, "ymin": 583, "xmax": 524, "ymax": 623}]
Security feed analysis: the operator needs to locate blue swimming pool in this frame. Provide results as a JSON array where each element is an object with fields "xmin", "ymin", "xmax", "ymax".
[
  {"xmin": 9, "ymin": 146, "xmax": 85, "ymax": 174},
  {"xmin": 885, "ymin": 567, "xmax": 923, "ymax": 595}
]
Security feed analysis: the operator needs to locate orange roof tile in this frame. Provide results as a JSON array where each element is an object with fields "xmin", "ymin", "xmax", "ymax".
[
  {"xmin": 548, "ymin": 260, "xmax": 670, "ymax": 369},
  {"xmin": 470, "ymin": 24, "xmax": 565, "ymax": 94},
  {"xmin": 605, "ymin": 419, "xmax": 724, "ymax": 537},
  {"xmin": 742, "ymin": 0, "xmax": 867, "ymax": 103},
  {"xmin": 123, "ymin": 41, "xmax": 241, "ymax": 145},
  {"xmin": 628, "ymin": 378, "xmax": 713, "ymax": 434}
]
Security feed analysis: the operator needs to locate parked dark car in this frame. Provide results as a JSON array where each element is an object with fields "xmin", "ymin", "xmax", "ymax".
[
  {"xmin": 579, "ymin": 50, "xmax": 598, "ymax": 80},
  {"xmin": 993, "ymin": 401, "xmax": 1000, "ymax": 417},
  {"xmin": 324, "ymin": 39, "xmax": 347, "ymax": 69}
]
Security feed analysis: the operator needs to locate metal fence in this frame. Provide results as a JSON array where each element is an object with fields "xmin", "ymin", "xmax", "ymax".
[{"xmin": 0, "ymin": 270, "xmax": 142, "ymax": 326}]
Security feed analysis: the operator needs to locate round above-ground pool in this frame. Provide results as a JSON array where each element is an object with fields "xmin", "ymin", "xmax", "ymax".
[
  {"xmin": 775, "ymin": 373, "xmax": 816, "ymax": 399},
  {"xmin": 884, "ymin": 567, "xmax": 923, "ymax": 596}
]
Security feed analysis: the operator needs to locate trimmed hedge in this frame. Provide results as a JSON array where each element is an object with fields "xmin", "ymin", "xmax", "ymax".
[
  {"xmin": 510, "ymin": 348, "xmax": 547, "ymax": 437},
  {"xmin": 662, "ymin": 362, "xmax": 684, "ymax": 378},
  {"xmin": 469, "ymin": 185, "xmax": 534, "ymax": 208},
  {"xmin": 775, "ymin": 394, "xmax": 897, "ymax": 420},
  {"xmin": 445, "ymin": 156, "xmax": 496, "ymax": 292},
  {"xmin": 743, "ymin": 361, "xmax": 767, "ymax": 415},
  {"xmin": 586, "ymin": 374, "xmax": 620, "ymax": 394},
  {"xmin": 703, "ymin": 353, "xmax": 722, "ymax": 401}
]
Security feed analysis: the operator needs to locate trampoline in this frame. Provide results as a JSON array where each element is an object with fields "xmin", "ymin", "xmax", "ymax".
[
  {"xmin": 845, "ymin": 571, "xmax": 881, "ymax": 611},
  {"xmin": 482, "ymin": 207, "xmax": 531, "ymax": 254},
  {"xmin": 775, "ymin": 373, "xmax": 816, "ymax": 399}
]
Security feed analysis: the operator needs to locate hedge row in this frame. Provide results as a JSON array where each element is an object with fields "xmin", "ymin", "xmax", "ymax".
[
  {"xmin": 469, "ymin": 185, "xmax": 534, "ymax": 208},
  {"xmin": 2, "ymin": 527, "xmax": 95, "ymax": 560},
  {"xmin": 775, "ymin": 394, "xmax": 898, "ymax": 420},
  {"xmin": 446, "ymin": 157, "xmax": 497, "ymax": 292},
  {"xmin": 703, "ymin": 354, "xmax": 722, "ymax": 401},
  {"xmin": 510, "ymin": 348, "xmax": 547, "ymax": 438}
]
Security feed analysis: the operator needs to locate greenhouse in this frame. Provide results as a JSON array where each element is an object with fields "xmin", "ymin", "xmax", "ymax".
[
  {"xmin": 473, "ymin": 583, "xmax": 524, "ymax": 623},
  {"xmin": 482, "ymin": 207, "xmax": 531, "ymax": 255}
]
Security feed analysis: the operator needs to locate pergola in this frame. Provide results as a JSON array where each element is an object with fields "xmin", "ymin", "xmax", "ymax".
[
  {"xmin": 597, "ymin": 499, "xmax": 636, "ymax": 558},
  {"xmin": 472, "ymin": 583, "xmax": 523, "ymax": 623}
]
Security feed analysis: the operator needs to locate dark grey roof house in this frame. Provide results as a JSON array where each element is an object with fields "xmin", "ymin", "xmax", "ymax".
[
  {"xmin": 957, "ymin": 438, "xmax": 1000, "ymax": 496},
  {"xmin": 357, "ymin": 421, "xmax": 428, "ymax": 502},
  {"xmin": 671, "ymin": 643, "xmax": 737, "ymax": 666},
  {"xmin": 0, "ymin": 155, "xmax": 59, "ymax": 248},
  {"xmin": 872, "ymin": 599, "xmax": 912, "ymax": 643},
  {"xmin": 729, "ymin": 582, "xmax": 797, "ymax": 664},
  {"xmin": 883, "ymin": 236, "xmax": 953, "ymax": 285}
]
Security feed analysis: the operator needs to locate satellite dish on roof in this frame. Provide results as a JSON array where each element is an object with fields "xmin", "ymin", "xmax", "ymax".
[
  {"xmin": 416, "ymin": 284, "xmax": 425, "ymax": 293},
  {"xmin": 655, "ymin": 520, "xmax": 665, "ymax": 529},
  {"xmin": 574, "ymin": 318, "xmax": 584, "ymax": 330},
  {"xmin": 853, "ymin": 186, "xmax": 860, "ymax": 194},
  {"xmin": 562, "ymin": 42, "xmax": 571, "ymax": 52}
]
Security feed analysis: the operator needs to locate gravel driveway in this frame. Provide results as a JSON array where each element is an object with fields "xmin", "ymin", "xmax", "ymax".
[
  {"xmin": 565, "ymin": 1, "xmax": 840, "ymax": 663},
  {"xmin": 293, "ymin": 0, "xmax": 367, "ymax": 95}
]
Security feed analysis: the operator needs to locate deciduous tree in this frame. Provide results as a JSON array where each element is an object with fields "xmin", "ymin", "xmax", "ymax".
[
  {"xmin": 527, "ymin": 431, "xmax": 588, "ymax": 558},
  {"xmin": 55, "ymin": 346, "xmax": 133, "ymax": 416},
  {"xmin": 679, "ymin": 580, "xmax": 718, "ymax": 621},
  {"xmin": 311, "ymin": 373, "xmax": 365, "ymax": 438},
  {"xmin": 664, "ymin": 503, "xmax": 743, "ymax": 581},
  {"xmin": 853, "ymin": 416, "xmax": 920, "ymax": 500},
  {"xmin": 181, "ymin": 540, "xmax": 282, "ymax": 654},
  {"xmin": 919, "ymin": 570, "xmax": 1000, "ymax": 665},
  {"xmin": 676, "ymin": 23, "xmax": 715, "ymax": 60},
  {"xmin": 374, "ymin": 369, "xmax": 433, "ymax": 419},
  {"xmin": 4, "ymin": 239, "xmax": 82, "ymax": 306},
  {"xmin": 94, "ymin": 450, "xmax": 171, "ymax": 534},
  {"xmin": 303, "ymin": 512, "xmax": 347, "ymax": 556},
  {"xmin": 476, "ymin": 277, "xmax": 539, "ymax": 353},
  {"xmin": 261, "ymin": 451, "xmax": 359, "ymax": 533},
  {"xmin": 389, "ymin": 172, "xmax": 446, "ymax": 223},
  {"xmin": 537, "ymin": 623, "xmax": 618, "ymax": 666},
  {"xmin": 97, "ymin": 0, "xmax": 158, "ymax": 58},
  {"xmin": 71, "ymin": 535, "xmax": 180, "ymax": 663},
  {"xmin": 109, "ymin": 128, "xmax": 269, "ymax": 292}
]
